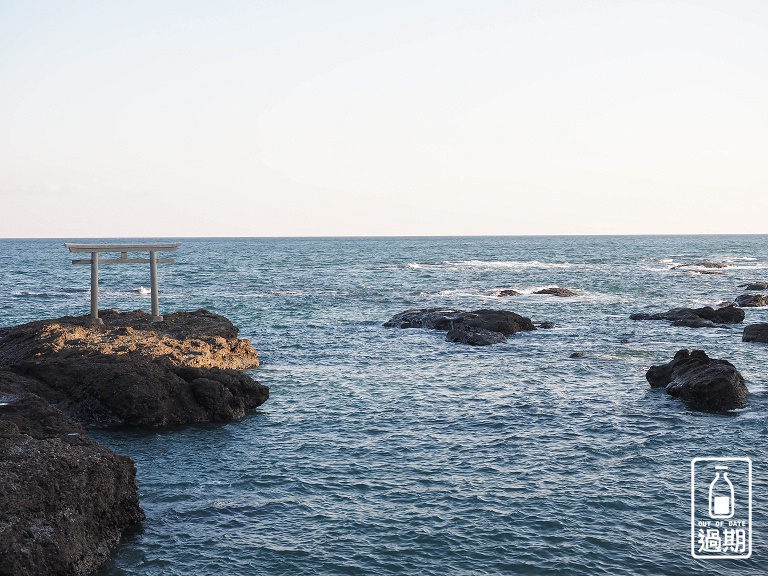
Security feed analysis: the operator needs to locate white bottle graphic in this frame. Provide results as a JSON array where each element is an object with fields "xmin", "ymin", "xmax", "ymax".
[{"xmin": 709, "ymin": 465, "xmax": 734, "ymax": 519}]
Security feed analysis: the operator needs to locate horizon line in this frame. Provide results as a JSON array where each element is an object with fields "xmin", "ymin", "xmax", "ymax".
[{"xmin": 1, "ymin": 233, "xmax": 768, "ymax": 241}]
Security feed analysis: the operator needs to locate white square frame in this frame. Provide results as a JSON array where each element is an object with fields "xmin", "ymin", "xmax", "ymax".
[{"xmin": 691, "ymin": 457, "xmax": 752, "ymax": 560}]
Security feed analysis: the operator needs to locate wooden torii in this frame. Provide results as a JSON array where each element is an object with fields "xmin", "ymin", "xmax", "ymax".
[{"xmin": 65, "ymin": 242, "xmax": 181, "ymax": 325}]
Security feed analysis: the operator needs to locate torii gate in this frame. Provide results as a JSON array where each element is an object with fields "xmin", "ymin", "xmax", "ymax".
[{"xmin": 65, "ymin": 242, "xmax": 181, "ymax": 325}]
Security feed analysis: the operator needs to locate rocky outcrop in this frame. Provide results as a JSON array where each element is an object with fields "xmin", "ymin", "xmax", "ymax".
[
  {"xmin": 384, "ymin": 308, "xmax": 535, "ymax": 346},
  {"xmin": 0, "ymin": 309, "xmax": 259, "ymax": 370},
  {"xmin": 743, "ymin": 323, "xmax": 768, "ymax": 343},
  {"xmin": 645, "ymin": 349, "xmax": 747, "ymax": 410},
  {"xmin": 739, "ymin": 282, "xmax": 768, "ymax": 291},
  {"xmin": 735, "ymin": 294, "xmax": 768, "ymax": 308},
  {"xmin": 673, "ymin": 261, "xmax": 728, "ymax": 269},
  {"xmin": 0, "ymin": 309, "xmax": 268, "ymax": 574},
  {"xmin": 630, "ymin": 306, "xmax": 744, "ymax": 327},
  {"xmin": 0, "ymin": 390, "xmax": 144, "ymax": 576},
  {"xmin": 0, "ymin": 309, "xmax": 268, "ymax": 427},
  {"xmin": 533, "ymin": 287, "xmax": 578, "ymax": 297},
  {"xmin": 495, "ymin": 289, "xmax": 520, "ymax": 297}
]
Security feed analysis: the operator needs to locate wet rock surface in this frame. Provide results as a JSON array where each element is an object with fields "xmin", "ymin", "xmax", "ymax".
[
  {"xmin": 533, "ymin": 287, "xmax": 578, "ymax": 297},
  {"xmin": 672, "ymin": 261, "xmax": 728, "ymax": 269},
  {"xmin": 0, "ymin": 309, "xmax": 268, "ymax": 427},
  {"xmin": 446, "ymin": 327, "xmax": 508, "ymax": 346},
  {"xmin": 739, "ymin": 282, "xmax": 768, "ymax": 291},
  {"xmin": 735, "ymin": 294, "xmax": 768, "ymax": 308},
  {"xmin": 645, "ymin": 349, "xmax": 747, "ymax": 411},
  {"xmin": 384, "ymin": 308, "xmax": 535, "ymax": 346},
  {"xmin": 630, "ymin": 306, "xmax": 744, "ymax": 326},
  {"xmin": 0, "ymin": 390, "xmax": 144, "ymax": 576},
  {"xmin": 495, "ymin": 289, "xmax": 521, "ymax": 297},
  {"xmin": 743, "ymin": 323, "xmax": 768, "ymax": 343}
]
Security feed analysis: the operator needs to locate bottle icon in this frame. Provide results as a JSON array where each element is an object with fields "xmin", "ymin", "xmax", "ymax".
[{"xmin": 709, "ymin": 465, "xmax": 734, "ymax": 519}]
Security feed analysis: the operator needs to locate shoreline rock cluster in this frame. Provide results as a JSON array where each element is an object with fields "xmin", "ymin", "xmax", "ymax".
[
  {"xmin": 629, "ymin": 305, "xmax": 744, "ymax": 328},
  {"xmin": 386, "ymin": 270, "xmax": 768, "ymax": 411},
  {"xmin": 384, "ymin": 308, "xmax": 535, "ymax": 346},
  {"xmin": 0, "ymin": 309, "xmax": 268, "ymax": 576}
]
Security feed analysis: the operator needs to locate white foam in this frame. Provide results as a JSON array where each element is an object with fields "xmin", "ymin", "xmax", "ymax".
[
  {"xmin": 137, "ymin": 286, "xmax": 151, "ymax": 295},
  {"xmin": 407, "ymin": 260, "xmax": 572, "ymax": 271},
  {"xmin": 444, "ymin": 260, "xmax": 572, "ymax": 270}
]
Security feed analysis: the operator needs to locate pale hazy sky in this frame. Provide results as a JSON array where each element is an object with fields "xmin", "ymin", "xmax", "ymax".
[{"xmin": 1, "ymin": 1, "xmax": 766, "ymax": 237}]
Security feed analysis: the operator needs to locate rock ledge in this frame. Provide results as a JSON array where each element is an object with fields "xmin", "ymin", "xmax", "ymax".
[{"xmin": 0, "ymin": 309, "xmax": 268, "ymax": 427}]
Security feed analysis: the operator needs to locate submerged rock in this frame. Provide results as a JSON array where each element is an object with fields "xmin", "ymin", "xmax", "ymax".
[
  {"xmin": 671, "ymin": 318, "xmax": 715, "ymax": 328},
  {"xmin": 673, "ymin": 261, "xmax": 728, "ymax": 269},
  {"xmin": 0, "ymin": 390, "xmax": 144, "ymax": 576},
  {"xmin": 533, "ymin": 287, "xmax": 578, "ymax": 297},
  {"xmin": 0, "ymin": 310, "xmax": 268, "ymax": 427},
  {"xmin": 735, "ymin": 294, "xmax": 768, "ymax": 308},
  {"xmin": 743, "ymin": 323, "xmax": 768, "ymax": 343},
  {"xmin": 384, "ymin": 308, "xmax": 535, "ymax": 346},
  {"xmin": 630, "ymin": 306, "xmax": 744, "ymax": 326},
  {"xmin": 496, "ymin": 289, "xmax": 521, "ymax": 297},
  {"xmin": 646, "ymin": 349, "xmax": 747, "ymax": 411},
  {"xmin": 738, "ymin": 282, "xmax": 768, "ymax": 291}
]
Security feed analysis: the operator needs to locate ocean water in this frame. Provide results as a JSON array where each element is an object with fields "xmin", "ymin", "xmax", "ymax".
[{"xmin": 1, "ymin": 235, "xmax": 768, "ymax": 575}]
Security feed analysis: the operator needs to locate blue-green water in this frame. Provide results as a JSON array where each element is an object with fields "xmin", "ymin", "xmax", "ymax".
[{"xmin": 2, "ymin": 236, "xmax": 768, "ymax": 575}]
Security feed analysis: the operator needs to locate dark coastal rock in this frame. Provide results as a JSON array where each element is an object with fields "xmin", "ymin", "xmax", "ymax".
[
  {"xmin": 384, "ymin": 308, "xmax": 535, "ymax": 346},
  {"xmin": 496, "ymin": 289, "xmax": 520, "ymax": 297},
  {"xmin": 446, "ymin": 327, "xmax": 507, "ymax": 346},
  {"xmin": 738, "ymin": 282, "xmax": 768, "ymax": 291},
  {"xmin": 0, "ymin": 389, "xmax": 144, "ymax": 575},
  {"xmin": 673, "ymin": 261, "xmax": 728, "ymax": 269},
  {"xmin": 569, "ymin": 352, "xmax": 586, "ymax": 358},
  {"xmin": 533, "ymin": 287, "xmax": 578, "ymax": 297},
  {"xmin": 735, "ymin": 294, "xmax": 768, "ymax": 308},
  {"xmin": 646, "ymin": 349, "xmax": 747, "ymax": 410},
  {"xmin": 384, "ymin": 308, "xmax": 463, "ymax": 331},
  {"xmin": 743, "ymin": 323, "xmax": 768, "ymax": 343},
  {"xmin": 0, "ymin": 310, "xmax": 268, "ymax": 426},
  {"xmin": 630, "ymin": 306, "xmax": 744, "ymax": 326},
  {"xmin": 536, "ymin": 321, "xmax": 556, "ymax": 329},
  {"xmin": 671, "ymin": 318, "xmax": 715, "ymax": 328}
]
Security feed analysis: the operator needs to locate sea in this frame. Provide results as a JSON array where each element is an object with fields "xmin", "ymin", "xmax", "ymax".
[{"xmin": 1, "ymin": 235, "xmax": 767, "ymax": 575}]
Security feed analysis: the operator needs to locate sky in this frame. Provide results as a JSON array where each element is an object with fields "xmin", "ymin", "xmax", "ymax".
[{"xmin": 1, "ymin": 0, "xmax": 767, "ymax": 237}]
